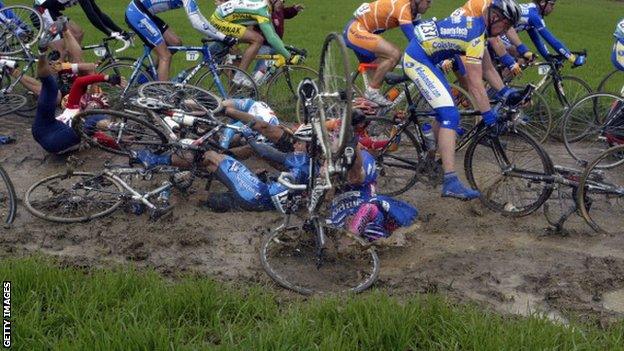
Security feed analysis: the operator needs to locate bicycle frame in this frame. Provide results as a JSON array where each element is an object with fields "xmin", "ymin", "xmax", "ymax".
[{"xmin": 0, "ymin": 53, "xmax": 36, "ymax": 94}]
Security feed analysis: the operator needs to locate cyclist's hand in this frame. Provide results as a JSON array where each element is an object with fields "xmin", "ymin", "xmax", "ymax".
[
  {"xmin": 106, "ymin": 74, "xmax": 122, "ymax": 86},
  {"xmin": 121, "ymin": 31, "xmax": 133, "ymax": 41},
  {"xmin": 439, "ymin": 59, "xmax": 454, "ymax": 73},
  {"xmin": 482, "ymin": 110, "xmax": 498, "ymax": 126},
  {"xmin": 508, "ymin": 62, "xmax": 522, "ymax": 77},
  {"xmin": 240, "ymin": 124, "xmax": 254, "ymax": 139},
  {"xmin": 288, "ymin": 54, "xmax": 303, "ymax": 65},
  {"xmin": 522, "ymin": 51, "xmax": 537, "ymax": 63},
  {"xmin": 222, "ymin": 35, "xmax": 238, "ymax": 47},
  {"xmin": 500, "ymin": 53, "xmax": 522, "ymax": 77},
  {"xmin": 294, "ymin": 4, "xmax": 305, "ymax": 12},
  {"xmin": 571, "ymin": 54, "xmax": 586, "ymax": 68}
]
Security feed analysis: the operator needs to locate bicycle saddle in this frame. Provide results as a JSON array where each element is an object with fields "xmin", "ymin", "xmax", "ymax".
[
  {"xmin": 298, "ymin": 78, "xmax": 318, "ymax": 102},
  {"xmin": 384, "ymin": 72, "xmax": 409, "ymax": 85}
]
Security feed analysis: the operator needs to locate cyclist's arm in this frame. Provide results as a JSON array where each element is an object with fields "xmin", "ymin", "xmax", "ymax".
[
  {"xmin": 465, "ymin": 62, "xmax": 491, "ymax": 113},
  {"xmin": 487, "ymin": 36, "xmax": 509, "ymax": 58},
  {"xmin": 258, "ymin": 21, "xmax": 291, "ymax": 59},
  {"xmin": 183, "ymin": 0, "xmax": 226, "ymax": 40},
  {"xmin": 503, "ymin": 27, "xmax": 523, "ymax": 47},
  {"xmin": 346, "ymin": 144, "xmax": 365, "ymax": 186},
  {"xmin": 65, "ymin": 74, "xmax": 107, "ymax": 108},
  {"xmin": 399, "ymin": 23, "xmax": 416, "ymax": 42},
  {"xmin": 529, "ymin": 11, "xmax": 572, "ymax": 60},
  {"xmin": 246, "ymin": 138, "xmax": 287, "ymax": 164},
  {"xmin": 78, "ymin": 0, "xmax": 123, "ymax": 36},
  {"xmin": 527, "ymin": 27, "xmax": 550, "ymax": 58},
  {"xmin": 283, "ymin": 6, "xmax": 299, "ymax": 19},
  {"xmin": 398, "ymin": 4, "xmax": 416, "ymax": 41}
]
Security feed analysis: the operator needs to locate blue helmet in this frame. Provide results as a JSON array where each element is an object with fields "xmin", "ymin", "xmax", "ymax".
[{"xmin": 615, "ymin": 19, "xmax": 624, "ymax": 40}]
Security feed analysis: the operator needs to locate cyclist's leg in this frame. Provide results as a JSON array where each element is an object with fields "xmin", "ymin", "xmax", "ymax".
[
  {"xmin": 61, "ymin": 24, "xmax": 83, "ymax": 63},
  {"xmin": 210, "ymin": 14, "xmax": 262, "ymax": 72},
  {"xmin": 125, "ymin": 2, "xmax": 170, "ymax": 80},
  {"xmin": 224, "ymin": 105, "xmax": 287, "ymax": 146},
  {"xmin": 482, "ymin": 48, "xmax": 505, "ymax": 92},
  {"xmin": 67, "ymin": 20, "xmax": 83, "ymax": 44}
]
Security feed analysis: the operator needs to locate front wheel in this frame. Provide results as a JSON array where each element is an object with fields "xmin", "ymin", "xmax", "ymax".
[
  {"xmin": 265, "ymin": 65, "xmax": 318, "ymax": 122},
  {"xmin": 25, "ymin": 172, "xmax": 124, "ymax": 223},
  {"xmin": 0, "ymin": 165, "xmax": 17, "ymax": 225},
  {"xmin": 138, "ymin": 81, "xmax": 221, "ymax": 112},
  {"xmin": 194, "ymin": 65, "xmax": 258, "ymax": 100},
  {"xmin": 0, "ymin": 93, "xmax": 26, "ymax": 117},
  {"xmin": 260, "ymin": 223, "xmax": 380, "ymax": 295},
  {"xmin": 464, "ymin": 128, "xmax": 555, "ymax": 217},
  {"xmin": 97, "ymin": 62, "xmax": 153, "ymax": 108},
  {"xmin": 540, "ymin": 76, "xmax": 593, "ymax": 140}
]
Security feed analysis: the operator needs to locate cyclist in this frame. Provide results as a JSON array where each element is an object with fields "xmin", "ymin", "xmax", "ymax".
[
  {"xmin": 218, "ymin": 98, "xmax": 281, "ymax": 151},
  {"xmin": 209, "ymin": 0, "xmax": 303, "ymax": 87},
  {"xmin": 612, "ymin": 19, "xmax": 624, "ymax": 72},
  {"xmin": 125, "ymin": 0, "xmax": 237, "ymax": 81},
  {"xmin": 500, "ymin": 0, "xmax": 585, "ymax": 68},
  {"xmin": 343, "ymin": 0, "xmax": 432, "ymax": 106},
  {"xmin": 403, "ymin": 0, "xmax": 521, "ymax": 200},
  {"xmin": 33, "ymin": 26, "xmax": 120, "ymax": 154}
]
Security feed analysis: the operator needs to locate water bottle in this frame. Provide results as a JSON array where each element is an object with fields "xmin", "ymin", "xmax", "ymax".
[
  {"xmin": 171, "ymin": 112, "xmax": 196, "ymax": 126},
  {"xmin": 252, "ymin": 69, "xmax": 266, "ymax": 84},
  {"xmin": 422, "ymin": 123, "xmax": 436, "ymax": 151}
]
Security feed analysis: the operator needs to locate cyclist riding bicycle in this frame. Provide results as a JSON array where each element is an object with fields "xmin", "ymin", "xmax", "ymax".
[
  {"xmin": 209, "ymin": 0, "xmax": 303, "ymax": 87},
  {"xmin": 612, "ymin": 19, "xmax": 624, "ymax": 72},
  {"xmin": 499, "ymin": 0, "xmax": 586, "ymax": 68},
  {"xmin": 343, "ymin": 0, "xmax": 432, "ymax": 106},
  {"xmin": 125, "ymin": 0, "xmax": 236, "ymax": 81},
  {"xmin": 404, "ymin": 0, "xmax": 521, "ymax": 200}
]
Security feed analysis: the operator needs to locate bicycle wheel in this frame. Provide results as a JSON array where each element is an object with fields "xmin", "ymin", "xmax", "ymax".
[
  {"xmin": 465, "ymin": 128, "xmax": 555, "ymax": 217},
  {"xmin": 72, "ymin": 109, "xmax": 169, "ymax": 156},
  {"xmin": 260, "ymin": 222, "xmax": 380, "ymax": 295},
  {"xmin": 596, "ymin": 69, "xmax": 624, "ymax": 95},
  {"xmin": 0, "ymin": 93, "xmax": 26, "ymax": 117},
  {"xmin": 97, "ymin": 62, "xmax": 153, "ymax": 108},
  {"xmin": 0, "ymin": 165, "xmax": 17, "ymax": 226},
  {"xmin": 364, "ymin": 117, "xmax": 424, "ymax": 196},
  {"xmin": 563, "ymin": 93, "xmax": 624, "ymax": 167},
  {"xmin": 138, "ymin": 81, "xmax": 221, "ymax": 112},
  {"xmin": 0, "ymin": 6, "xmax": 43, "ymax": 55},
  {"xmin": 25, "ymin": 171, "xmax": 124, "ymax": 223},
  {"xmin": 194, "ymin": 64, "xmax": 258, "ymax": 100},
  {"xmin": 577, "ymin": 145, "xmax": 624, "ymax": 234},
  {"xmin": 265, "ymin": 65, "xmax": 318, "ymax": 122},
  {"xmin": 540, "ymin": 76, "xmax": 593, "ymax": 140},
  {"xmin": 511, "ymin": 86, "xmax": 553, "ymax": 144},
  {"xmin": 318, "ymin": 32, "xmax": 353, "ymax": 160}
]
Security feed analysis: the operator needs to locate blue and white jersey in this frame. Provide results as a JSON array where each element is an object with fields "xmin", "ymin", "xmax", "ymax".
[
  {"xmin": 134, "ymin": 0, "xmax": 185, "ymax": 14},
  {"xmin": 232, "ymin": 98, "xmax": 279, "ymax": 126},
  {"xmin": 612, "ymin": 19, "xmax": 624, "ymax": 71}
]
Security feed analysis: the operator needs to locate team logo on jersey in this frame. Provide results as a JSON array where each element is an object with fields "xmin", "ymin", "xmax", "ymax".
[
  {"xmin": 440, "ymin": 27, "xmax": 468, "ymax": 37},
  {"xmin": 229, "ymin": 162, "xmax": 240, "ymax": 172}
]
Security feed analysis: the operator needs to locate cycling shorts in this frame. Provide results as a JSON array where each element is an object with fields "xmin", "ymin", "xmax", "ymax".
[
  {"xmin": 403, "ymin": 41, "xmax": 460, "ymax": 130},
  {"xmin": 612, "ymin": 39, "xmax": 624, "ymax": 72},
  {"xmin": 343, "ymin": 19, "xmax": 379, "ymax": 63},
  {"xmin": 125, "ymin": 0, "xmax": 169, "ymax": 48},
  {"xmin": 215, "ymin": 156, "xmax": 274, "ymax": 211},
  {"xmin": 209, "ymin": 13, "xmax": 246, "ymax": 39}
]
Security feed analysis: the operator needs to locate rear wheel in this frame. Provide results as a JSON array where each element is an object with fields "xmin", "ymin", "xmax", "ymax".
[
  {"xmin": 465, "ymin": 128, "xmax": 554, "ymax": 217},
  {"xmin": 539, "ymin": 76, "xmax": 592, "ymax": 140},
  {"xmin": 0, "ymin": 6, "xmax": 43, "ymax": 55},
  {"xmin": 97, "ymin": 62, "xmax": 153, "ymax": 108},
  {"xmin": 597, "ymin": 69, "xmax": 623, "ymax": 95},
  {"xmin": 194, "ymin": 65, "xmax": 258, "ymax": 100},
  {"xmin": 25, "ymin": 172, "xmax": 124, "ymax": 223},
  {"xmin": 138, "ymin": 81, "xmax": 221, "ymax": 112},
  {"xmin": 0, "ymin": 165, "xmax": 17, "ymax": 226},
  {"xmin": 260, "ymin": 223, "xmax": 380, "ymax": 295}
]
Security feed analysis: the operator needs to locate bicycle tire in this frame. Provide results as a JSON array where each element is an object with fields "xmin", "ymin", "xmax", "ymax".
[
  {"xmin": 539, "ymin": 75, "xmax": 593, "ymax": 140},
  {"xmin": 577, "ymin": 145, "xmax": 624, "ymax": 234},
  {"xmin": 464, "ymin": 128, "xmax": 555, "ymax": 217},
  {"xmin": 72, "ymin": 109, "xmax": 169, "ymax": 156},
  {"xmin": 0, "ymin": 165, "xmax": 17, "ymax": 226},
  {"xmin": 138, "ymin": 81, "xmax": 221, "ymax": 112},
  {"xmin": 194, "ymin": 64, "xmax": 258, "ymax": 100},
  {"xmin": 97, "ymin": 61, "xmax": 153, "ymax": 108},
  {"xmin": 562, "ymin": 92, "xmax": 624, "ymax": 168},
  {"xmin": 510, "ymin": 85, "xmax": 553, "ymax": 144},
  {"xmin": 25, "ymin": 171, "xmax": 124, "ymax": 223},
  {"xmin": 0, "ymin": 6, "xmax": 43, "ymax": 55},
  {"xmin": 596, "ymin": 69, "xmax": 623, "ymax": 94},
  {"xmin": 318, "ymin": 32, "xmax": 353, "ymax": 161},
  {"xmin": 364, "ymin": 117, "xmax": 423, "ymax": 196},
  {"xmin": 265, "ymin": 65, "xmax": 318, "ymax": 122},
  {"xmin": 260, "ymin": 223, "xmax": 380, "ymax": 295},
  {"xmin": 0, "ymin": 93, "xmax": 26, "ymax": 117}
]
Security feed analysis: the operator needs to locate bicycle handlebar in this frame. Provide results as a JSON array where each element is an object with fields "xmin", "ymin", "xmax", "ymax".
[
  {"xmin": 277, "ymin": 172, "xmax": 307, "ymax": 191},
  {"xmin": 285, "ymin": 45, "xmax": 307, "ymax": 57},
  {"xmin": 115, "ymin": 38, "xmax": 131, "ymax": 53}
]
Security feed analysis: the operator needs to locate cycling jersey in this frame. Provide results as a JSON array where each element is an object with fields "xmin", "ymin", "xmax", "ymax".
[
  {"xmin": 35, "ymin": 0, "xmax": 123, "ymax": 36},
  {"xmin": 499, "ymin": 3, "xmax": 573, "ymax": 60},
  {"xmin": 403, "ymin": 16, "xmax": 486, "ymax": 130},
  {"xmin": 219, "ymin": 98, "xmax": 279, "ymax": 149},
  {"xmin": 210, "ymin": 0, "xmax": 290, "ymax": 59},
  {"xmin": 344, "ymin": 0, "xmax": 419, "ymax": 63},
  {"xmin": 612, "ymin": 19, "xmax": 624, "ymax": 72},
  {"xmin": 125, "ymin": 0, "xmax": 225, "ymax": 47}
]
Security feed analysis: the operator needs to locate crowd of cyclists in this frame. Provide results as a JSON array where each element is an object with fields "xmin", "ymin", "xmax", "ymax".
[{"xmin": 1, "ymin": 0, "xmax": 623, "ymax": 245}]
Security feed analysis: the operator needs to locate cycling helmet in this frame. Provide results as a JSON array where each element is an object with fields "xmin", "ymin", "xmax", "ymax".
[
  {"xmin": 490, "ymin": 0, "xmax": 521, "ymax": 26},
  {"xmin": 533, "ymin": 0, "xmax": 556, "ymax": 16},
  {"xmin": 615, "ymin": 20, "xmax": 624, "ymax": 41},
  {"xmin": 79, "ymin": 92, "xmax": 109, "ymax": 110},
  {"xmin": 293, "ymin": 123, "xmax": 313, "ymax": 142}
]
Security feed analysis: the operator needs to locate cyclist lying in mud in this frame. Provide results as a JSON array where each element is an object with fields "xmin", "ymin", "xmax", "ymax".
[{"xmin": 133, "ymin": 103, "xmax": 419, "ymax": 242}]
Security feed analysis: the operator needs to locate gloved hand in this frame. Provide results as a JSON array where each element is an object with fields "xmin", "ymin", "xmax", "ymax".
[
  {"xmin": 500, "ymin": 53, "xmax": 522, "ymax": 77},
  {"xmin": 516, "ymin": 44, "xmax": 537, "ymax": 63},
  {"xmin": 107, "ymin": 74, "xmax": 122, "ymax": 86},
  {"xmin": 240, "ymin": 124, "xmax": 255, "ymax": 139},
  {"xmin": 221, "ymin": 35, "xmax": 238, "ymax": 47},
  {"xmin": 571, "ymin": 54, "xmax": 586, "ymax": 68},
  {"xmin": 288, "ymin": 54, "xmax": 303, "ymax": 65},
  {"xmin": 482, "ymin": 110, "xmax": 498, "ymax": 126},
  {"xmin": 439, "ymin": 59, "xmax": 454, "ymax": 74},
  {"xmin": 121, "ymin": 31, "xmax": 133, "ymax": 40},
  {"xmin": 495, "ymin": 86, "xmax": 523, "ymax": 107}
]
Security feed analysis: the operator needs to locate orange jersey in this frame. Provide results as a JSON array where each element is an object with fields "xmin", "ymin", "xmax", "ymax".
[
  {"xmin": 352, "ymin": 0, "xmax": 414, "ymax": 33},
  {"xmin": 452, "ymin": 0, "xmax": 492, "ymax": 17}
]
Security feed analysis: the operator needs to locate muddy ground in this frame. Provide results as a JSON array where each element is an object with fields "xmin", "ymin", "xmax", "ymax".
[{"xmin": 1, "ymin": 113, "xmax": 623, "ymax": 326}]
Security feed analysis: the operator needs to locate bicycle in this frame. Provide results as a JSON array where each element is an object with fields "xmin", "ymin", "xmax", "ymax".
[
  {"xmin": 562, "ymin": 92, "xmax": 624, "ymax": 167},
  {"xmin": 596, "ymin": 69, "xmax": 623, "ymax": 95},
  {"xmin": 82, "ymin": 33, "xmax": 134, "ymax": 68},
  {"xmin": 260, "ymin": 32, "xmax": 380, "ymax": 295},
  {"xmin": 223, "ymin": 45, "xmax": 318, "ymax": 121},
  {"xmin": 0, "ymin": 5, "xmax": 43, "ymax": 55},
  {"xmin": 0, "ymin": 163, "xmax": 16, "ymax": 226},
  {"xmin": 97, "ymin": 39, "xmax": 257, "ymax": 108}
]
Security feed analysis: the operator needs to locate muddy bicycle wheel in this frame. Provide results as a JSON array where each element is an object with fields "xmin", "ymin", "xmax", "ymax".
[
  {"xmin": 72, "ymin": 109, "xmax": 169, "ymax": 156},
  {"xmin": 465, "ymin": 128, "xmax": 555, "ymax": 217},
  {"xmin": 0, "ymin": 165, "xmax": 16, "ymax": 226},
  {"xmin": 0, "ymin": 93, "xmax": 26, "ymax": 117},
  {"xmin": 0, "ymin": 6, "xmax": 43, "ymax": 55},
  {"xmin": 260, "ymin": 224, "xmax": 380, "ymax": 295},
  {"xmin": 577, "ymin": 145, "xmax": 624, "ymax": 234},
  {"xmin": 194, "ymin": 65, "xmax": 258, "ymax": 100},
  {"xmin": 138, "ymin": 81, "xmax": 221, "ymax": 112},
  {"xmin": 25, "ymin": 172, "xmax": 124, "ymax": 223},
  {"xmin": 97, "ymin": 62, "xmax": 153, "ymax": 108}
]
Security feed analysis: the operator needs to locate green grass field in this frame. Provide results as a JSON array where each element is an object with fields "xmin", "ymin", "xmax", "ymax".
[{"xmin": 3, "ymin": 256, "xmax": 624, "ymax": 350}]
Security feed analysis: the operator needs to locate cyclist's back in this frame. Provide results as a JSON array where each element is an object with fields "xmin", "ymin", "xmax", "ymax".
[
  {"xmin": 452, "ymin": 0, "xmax": 493, "ymax": 17},
  {"xmin": 353, "ymin": 0, "xmax": 417, "ymax": 34}
]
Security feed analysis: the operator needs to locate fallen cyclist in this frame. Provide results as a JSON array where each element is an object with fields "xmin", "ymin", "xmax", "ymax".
[{"xmin": 132, "ymin": 106, "xmax": 419, "ymax": 243}]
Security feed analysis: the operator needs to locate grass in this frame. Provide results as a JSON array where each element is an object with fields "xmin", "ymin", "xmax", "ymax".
[
  {"xmin": 5, "ymin": 0, "xmax": 623, "ymax": 89},
  {"xmin": 2, "ymin": 255, "xmax": 624, "ymax": 350}
]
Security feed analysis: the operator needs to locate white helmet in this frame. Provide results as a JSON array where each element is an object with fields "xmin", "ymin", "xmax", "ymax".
[
  {"xmin": 615, "ymin": 19, "xmax": 624, "ymax": 41},
  {"xmin": 293, "ymin": 123, "xmax": 313, "ymax": 142}
]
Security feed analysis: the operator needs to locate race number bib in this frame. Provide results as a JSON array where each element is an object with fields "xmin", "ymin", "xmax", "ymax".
[
  {"xmin": 186, "ymin": 51, "xmax": 200, "ymax": 61},
  {"xmin": 538, "ymin": 65, "xmax": 550, "ymax": 75},
  {"xmin": 93, "ymin": 47, "xmax": 107, "ymax": 57},
  {"xmin": 218, "ymin": 1, "xmax": 236, "ymax": 16},
  {"xmin": 414, "ymin": 20, "xmax": 438, "ymax": 42},
  {"xmin": 353, "ymin": 3, "xmax": 371, "ymax": 18}
]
